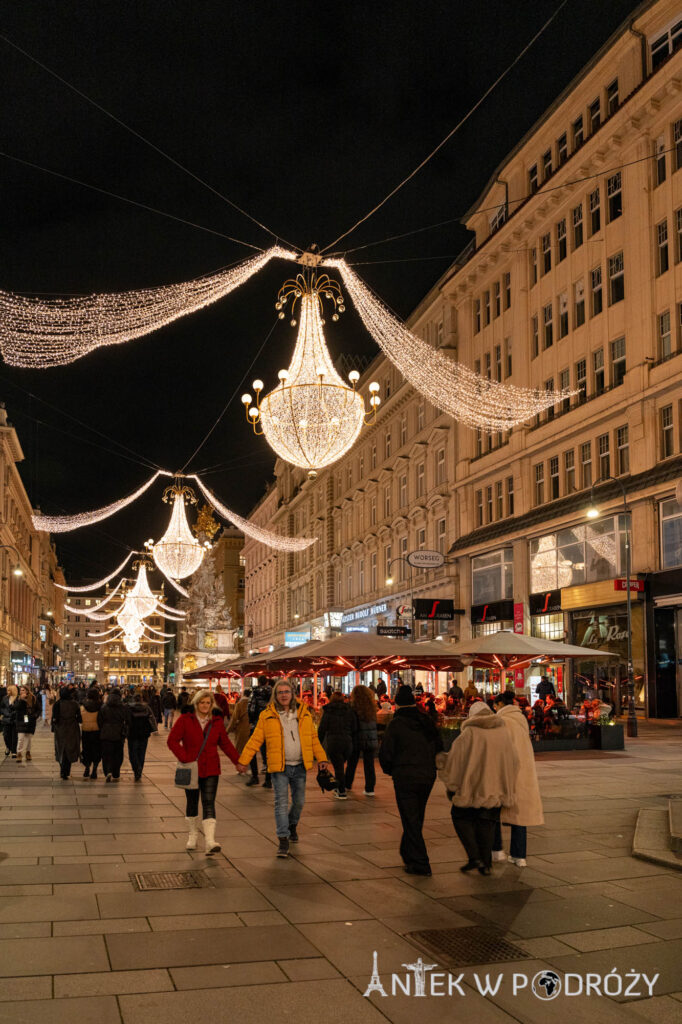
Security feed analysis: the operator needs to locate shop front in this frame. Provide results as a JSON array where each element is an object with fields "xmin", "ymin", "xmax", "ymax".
[
  {"xmin": 469, "ymin": 544, "xmax": 514, "ymax": 694},
  {"xmin": 470, "ymin": 600, "xmax": 515, "ymax": 694},
  {"xmin": 528, "ymin": 589, "xmax": 566, "ymax": 701},
  {"xmin": 648, "ymin": 567, "xmax": 682, "ymax": 718}
]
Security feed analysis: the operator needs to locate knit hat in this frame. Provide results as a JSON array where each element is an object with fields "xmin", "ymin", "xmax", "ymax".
[
  {"xmin": 394, "ymin": 685, "xmax": 416, "ymax": 707},
  {"xmin": 468, "ymin": 699, "xmax": 493, "ymax": 719}
]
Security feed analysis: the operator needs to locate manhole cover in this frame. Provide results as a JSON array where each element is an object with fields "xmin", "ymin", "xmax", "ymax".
[
  {"xmin": 130, "ymin": 870, "xmax": 214, "ymax": 891},
  {"xmin": 406, "ymin": 926, "xmax": 528, "ymax": 966}
]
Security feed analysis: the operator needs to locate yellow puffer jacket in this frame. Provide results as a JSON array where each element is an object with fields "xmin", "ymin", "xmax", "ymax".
[{"xmin": 239, "ymin": 702, "xmax": 327, "ymax": 773}]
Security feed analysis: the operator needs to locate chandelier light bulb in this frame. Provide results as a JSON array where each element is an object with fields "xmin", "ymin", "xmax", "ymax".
[
  {"xmin": 348, "ymin": 370, "xmax": 360, "ymax": 384},
  {"xmin": 252, "ymin": 379, "xmax": 264, "ymax": 392},
  {"xmin": 241, "ymin": 393, "xmax": 252, "ymax": 405},
  {"xmin": 277, "ymin": 369, "xmax": 288, "ymax": 381},
  {"xmin": 152, "ymin": 485, "xmax": 206, "ymax": 581},
  {"xmin": 368, "ymin": 381, "xmax": 380, "ymax": 393}
]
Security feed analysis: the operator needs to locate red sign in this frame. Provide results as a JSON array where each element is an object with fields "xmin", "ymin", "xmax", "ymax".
[
  {"xmin": 514, "ymin": 667, "xmax": 525, "ymax": 689},
  {"xmin": 614, "ymin": 579, "xmax": 644, "ymax": 592},
  {"xmin": 513, "ymin": 602, "xmax": 524, "ymax": 634}
]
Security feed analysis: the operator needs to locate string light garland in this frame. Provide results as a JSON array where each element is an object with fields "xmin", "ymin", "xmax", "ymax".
[
  {"xmin": 0, "ymin": 247, "xmax": 297, "ymax": 368},
  {"xmin": 63, "ymin": 578, "xmax": 123, "ymax": 613},
  {"xmin": 32, "ymin": 471, "xmax": 169, "ymax": 533},
  {"xmin": 150, "ymin": 485, "xmax": 209, "ymax": 581},
  {"xmin": 323, "ymin": 258, "xmax": 574, "ymax": 431},
  {"xmin": 243, "ymin": 273, "xmax": 379, "ymax": 476},
  {"xmin": 191, "ymin": 475, "xmax": 316, "ymax": 552},
  {"xmin": 56, "ymin": 552, "xmax": 136, "ymax": 591}
]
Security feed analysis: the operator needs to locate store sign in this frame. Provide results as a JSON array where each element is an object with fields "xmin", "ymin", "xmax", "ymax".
[
  {"xmin": 529, "ymin": 589, "xmax": 562, "ymax": 615},
  {"xmin": 377, "ymin": 626, "xmax": 410, "ymax": 637},
  {"xmin": 470, "ymin": 600, "xmax": 514, "ymax": 625},
  {"xmin": 513, "ymin": 602, "xmax": 524, "ymax": 634},
  {"xmin": 407, "ymin": 549, "xmax": 445, "ymax": 569},
  {"xmin": 514, "ymin": 667, "xmax": 525, "ymax": 689},
  {"xmin": 396, "ymin": 604, "xmax": 411, "ymax": 618},
  {"xmin": 345, "ymin": 625, "xmax": 369, "ymax": 633},
  {"xmin": 325, "ymin": 610, "xmax": 344, "ymax": 629},
  {"xmin": 414, "ymin": 598, "xmax": 461, "ymax": 621},
  {"xmin": 572, "ymin": 609, "xmax": 629, "ymax": 656},
  {"xmin": 10, "ymin": 651, "xmax": 30, "ymax": 666},
  {"xmin": 614, "ymin": 578, "xmax": 645, "ymax": 592},
  {"xmin": 284, "ymin": 631, "xmax": 309, "ymax": 648},
  {"xmin": 341, "ymin": 602, "xmax": 388, "ymax": 624}
]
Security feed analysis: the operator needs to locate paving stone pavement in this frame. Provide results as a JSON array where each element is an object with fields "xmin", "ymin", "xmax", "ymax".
[{"xmin": 1, "ymin": 719, "xmax": 681, "ymax": 1022}]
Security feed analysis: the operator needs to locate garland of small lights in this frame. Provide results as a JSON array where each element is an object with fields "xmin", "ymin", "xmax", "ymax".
[
  {"xmin": 63, "ymin": 578, "xmax": 123, "ymax": 613},
  {"xmin": 55, "ymin": 552, "xmax": 136, "ymax": 592},
  {"xmin": 33, "ymin": 472, "xmax": 169, "ymax": 533}
]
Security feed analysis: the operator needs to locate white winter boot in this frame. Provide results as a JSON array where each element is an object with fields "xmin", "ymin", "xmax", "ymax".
[
  {"xmin": 185, "ymin": 816, "xmax": 200, "ymax": 850},
  {"xmin": 203, "ymin": 818, "xmax": 221, "ymax": 855}
]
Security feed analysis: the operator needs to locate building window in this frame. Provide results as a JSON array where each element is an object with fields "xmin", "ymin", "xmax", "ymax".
[
  {"xmin": 384, "ymin": 484, "xmax": 391, "ymax": 518},
  {"xmin": 598, "ymin": 432, "xmax": 610, "ymax": 478},
  {"xmin": 370, "ymin": 495, "xmax": 377, "ymax": 526},
  {"xmin": 675, "ymin": 119, "xmax": 682, "ymax": 171},
  {"xmin": 531, "ymin": 314, "xmax": 539, "ymax": 359},
  {"xmin": 493, "ymin": 281, "xmax": 501, "ymax": 318},
  {"xmin": 581, "ymin": 441, "xmax": 592, "ymax": 487},
  {"xmin": 616, "ymin": 425, "xmax": 629, "ymax": 475},
  {"xmin": 558, "ymin": 293, "xmax": 569, "ymax": 338},
  {"xmin": 574, "ymin": 279, "xmax": 585, "ymax": 327},
  {"xmin": 611, "ymin": 336, "xmax": 626, "ymax": 386},
  {"xmin": 471, "ymin": 547, "xmax": 513, "ymax": 605},
  {"xmin": 484, "ymin": 290, "xmax": 491, "ymax": 326},
  {"xmin": 399, "ymin": 536, "xmax": 408, "ymax": 576},
  {"xmin": 416, "ymin": 462, "xmax": 425, "ymax": 498},
  {"xmin": 608, "ymin": 253, "xmax": 624, "ymax": 304},
  {"xmin": 542, "ymin": 149, "xmax": 552, "ymax": 180},
  {"xmin": 541, "ymin": 232, "xmax": 551, "ymax": 274},
  {"xmin": 475, "ymin": 489, "xmax": 483, "ymax": 527},
  {"xmin": 417, "ymin": 401, "xmax": 425, "ymax": 432},
  {"xmin": 371, "ymin": 444, "xmax": 377, "ymax": 469},
  {"xmin": 530, "ymin": 247, "xmax": 538, "ymax": 286},
  {"xmin": 573, "ymin": 115, "xmax": 584, "ymax": 150},
  {"xmin": 589, "ymin": 98, "xmax": 601, "ymax": 134},
  {"xmin": 437, "ymin": 517, "xmax": 447, "ymax": 555},
  {"xmin": 676, "ymin": 207, "xmax": 682, "ymax": 262},
  {"xmin": 476, "ymin": 429, "xmax": 483, "ymax": 458},
  {"xmin": 506, "ymin": 476, "xmax": 514, "ymax": 516},
  {"xmin": 560, "ymin": 367, "xmax": 570, "ymax": 413},
  {"xmin": 572, "ymin": 204, "xmax": 583, "ymax": 249},
  {"xmin": 591, "ymin": 266, "xmax": 603, "ymax": 316},
  {"xmin": 384, "ymin": 431, "xmax": 392, "ymax": 460},
  {"xmin": 607, "ymin": 172, "xmax": 622, "ymax": 220},
  {"xmin": 370, "ymin": 552, "xmax": 377, "ymax": 591},
  {"xmin": 347, "ymin": 563, "xmax": 353, "ymax": 600},
  {"xmin": 505, "ymin": 337, "xmax": 512, "ymax": 377},
  {"xmin": 556, "ymin": 219, "xmax": 567, "ymax": 263},
  {"xmin": 659, "ymin": 311, "xmax": 672, "ymax": 361},
  {"xmin": 576, "ymin": 358, "xmax": 587, "ymax": 403},
  {"xmin": 474, "ymin": 299, "xmax": 481, "ymax": 334},
  {"xmin": 545, "ymin": 378, "xmax": 555, "ymax": 421},
  {"xmin": 543, "ymin": 303, "xmax": 553, "ymax": 349},
  {"xmin": 606, "ymin": 79, "xmax": 619, "ymax": 115},
  {"xmin": 494, "ymin": 344, "xmax": 502, "ymax": 382},
  {"xmin": 557, "ymin": 132, "xmax": 568, "ymax": 165},
  {"xmin": 655, "ymin": 135, "xmax": 666, "ymax": 186},
  {"xmin": 594, "ymin": 348, "xmax": 605, "ymax": 395},
  {"xmin": 534, "ymin": 463, "xmax": 545, "ymax": 506},
  {"xmin": 661, "ymin": 405, "xmax": 674, "ymax": 458},
  {"xmin": 549, "ymin": 455, "xmax": 559, "ymax": 500},
  {"xmin": 650, "ymin": 19, "xmax": 682, "ymax": 69},
  {"xmin": 435, "ymin": 447, "xmax": 445, "ymax": 484},
  {"xmin": 486, "ymin": 485, "xmax": 493, "ymax": 523},
  {"xmin": 529, "ymin": 164, "xmax": 538, "ymax": 193},
  {"xmin": 495, "ymin": 480, "xmax": 503, "ymax": 520},
  {"xmin": 485, "ymin": 352, "xmax": 491, "ymax": 379},
  {"xmin": 657, "ymin": 220, "xmax": 669, "ymax": 275},
  {"xmin": 399, "ymin": 473, "xmax": 407, "ymax": 507},
  {"xmin": 417, "ymin": 528, "xmax": 426, "ymax": 550},
  {"xmin": 400, "ymin": 415, "xmax": 407, "ymax": 447},
  {"xmin": 503, "ymin": 272, "xmax": 511, "ymax": 309},
  {"xmin": 661, "ymin": 497, "xmax": 682, "ymax": 568},
  {"xmin": 530, "ymin": 517, "xmax": 627, "ymax": 589},
  {"xmin": 490, "ymin": 205, "xmax": 506, "ymax": 233},
  {"xmin": 564, "ymin": 449, "xmax": 575, "ymax": 493},
  {"xmin": 589, "ymin": 188, "xmax": 600, "ymax": 234}
]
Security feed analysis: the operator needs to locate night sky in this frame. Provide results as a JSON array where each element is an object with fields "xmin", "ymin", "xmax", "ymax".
[{"xmin": 1, "ymin": 0, "xmax": 641, "ymax": 582}]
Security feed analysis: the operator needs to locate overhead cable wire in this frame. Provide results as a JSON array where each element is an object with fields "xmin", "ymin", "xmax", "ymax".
[
  {"xmin": 321, "ymin": 0, "xmax": 571, "ymax": 253},
  {"xmin": 0, "ymin": 32, "xmax": 297, "ymax": 250}
]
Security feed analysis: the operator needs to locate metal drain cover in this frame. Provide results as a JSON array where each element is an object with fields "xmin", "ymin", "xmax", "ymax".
[
  {"xmin": 130, "ymin": 870, "xmax": 215, "ymax": 891},
  {"xmin": 406, "ymin": 926, "xmax": 528, "ymax": 966}
]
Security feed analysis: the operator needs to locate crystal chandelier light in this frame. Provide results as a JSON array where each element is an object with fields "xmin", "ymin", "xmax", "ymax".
[
  {"xmin": 151, "ymin": 484, "xmax": 209, "ymax": 581},
  {"xmin": 124, "ymin": 560, "xmax": 158, "ymax": 619},
  {"xmin": 243, "ymin": 273, "xmax": 380, "ymax": 477}
]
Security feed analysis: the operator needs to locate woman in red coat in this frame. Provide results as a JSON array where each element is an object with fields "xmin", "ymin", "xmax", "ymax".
[{"xmin": 168, "ymin": 690, "xmax": 239, "ymax": 854}]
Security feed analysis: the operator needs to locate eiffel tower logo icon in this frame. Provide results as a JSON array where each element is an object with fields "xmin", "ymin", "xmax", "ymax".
[{"xmin": 363, "ymin": 950, "xmax": 388, "ymax": 997}]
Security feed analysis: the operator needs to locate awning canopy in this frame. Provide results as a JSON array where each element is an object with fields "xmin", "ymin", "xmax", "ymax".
[{"xmin": 447, "ymin": 630, "xmax": 612, "ymax": 670}]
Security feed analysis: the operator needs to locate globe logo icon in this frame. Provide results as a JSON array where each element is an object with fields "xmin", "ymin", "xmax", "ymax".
[{"xmin": 531, "ymin": 971, "xmax": 562, "ymax": 1000}]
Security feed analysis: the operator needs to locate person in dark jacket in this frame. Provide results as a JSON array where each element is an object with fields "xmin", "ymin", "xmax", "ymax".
[
  {"xmin": 15, "ymin": 685, "xmax": 38, "ymax": 762},
  {"xmin": 161, "ymin": 687, "xmax": 177, "ymax": 729},
  {"xmin": 379, "ymin": 684, "xmax": 443, "ymax": 876},
  {"xmin": 247, "ymin": 676, "xmax": 272, "ymax": 788},
  {"xmin": 80, "ymin": 688, "xmax": 102, "ymax": 779},
  {"xmin": 126, "ymin": 689, "xmax": 158, "ymax": 781},
  {"xmin": 318, "ymin": 691, "xmax": 357, "ymax": 800},
  {"xmin": 148, "ymin": 687, "xmax": 162, "ymax": 725},
  {"xmin": 52, "ymin": 686, "xmax": 82, "ymax": 779},
  {"xmin": 1, "ymin": 684, "xmax": 18, "ymax": 757},
  {"xmin": 177, "ymin": 688, "xmax": 190, "ymax": 712},
  {"xmin": 98, "ymin": 689, "xmax": 130, "ymax": 783},
  {"xmin": 536, "ymin": 676, "xmax": 556, "ymax": 699},
  {"xmin": 345, "ymin": 685, "xmax": 379, "ymax": 795}
]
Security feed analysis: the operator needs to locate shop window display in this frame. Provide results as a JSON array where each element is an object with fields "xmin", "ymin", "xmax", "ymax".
[{"xmin": 530, "ymin": 515, "xmax": 627, "ymax": 590}]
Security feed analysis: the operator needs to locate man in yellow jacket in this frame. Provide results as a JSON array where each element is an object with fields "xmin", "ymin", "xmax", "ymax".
[{"xmin": 238, "ymin": 680, "xmax": 329, "ymax": 858}]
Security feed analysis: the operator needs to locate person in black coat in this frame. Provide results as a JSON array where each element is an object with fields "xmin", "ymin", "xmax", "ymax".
[
  {"xmin": 15, "ymin": 685, "xmax": 39, "ymax": 762},
  {"xmin": 98, "ymin": 689, "xmax": 130, "ymax": 783},
  {"xmin": 317, "ymin": 692, "xmax": 358, "ymax": 799},
  {"xmin": 1, "ymin": 684, "xmax": 18, "ymax": 757},
  {"xmin": 126, "ymin": 690, "xmax": 158, "ymax": 781},
  {"xmin": 379, "ymin": 684, "xmax": 443, "ymax": 876},
  {"xmin": 52, "ymin": 686, "xmax": 82, "ymax": 779},
  {"xmin": 536, "ymin": 676, "xmax": 556, "ymax": 699},
  {"xmin": 246, "ymin": 676, "xmax": 272, "ymax": 787}
]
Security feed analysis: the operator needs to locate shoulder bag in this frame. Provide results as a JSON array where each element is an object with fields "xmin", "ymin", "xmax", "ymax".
[{"xmin": 174, "ymin": 719, "xmax": 213, "ymax": 790}]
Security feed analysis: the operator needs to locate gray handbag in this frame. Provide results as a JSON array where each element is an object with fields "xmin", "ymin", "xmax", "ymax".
[{"xmin": 174, "ymin": 721, "xmax": 213, "ymax": 790}]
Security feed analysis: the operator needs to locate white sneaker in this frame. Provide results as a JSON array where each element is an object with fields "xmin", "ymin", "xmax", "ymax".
[
  {"xmin": 334, "ymin": 790, "xmax": 348, "ymax": 800},
  {"xmin": 363, "ymin": 791, "xmax": 375, "ymax": 797},
  {"xmin": 508, "ymin": 857, "xmax": 527, "ymax": 867},
  {"xmin": 492, "ymin": 850, "xmax": 507, "ymax": 862}
]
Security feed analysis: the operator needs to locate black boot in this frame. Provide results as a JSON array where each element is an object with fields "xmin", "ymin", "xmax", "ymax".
[
  {"xmin": 83, "ymin": 766, "xmax": 90, "ymax": 778},
  {"xmin": 90, "ymin": 766, "xmax": 98, "ymax": 780}
]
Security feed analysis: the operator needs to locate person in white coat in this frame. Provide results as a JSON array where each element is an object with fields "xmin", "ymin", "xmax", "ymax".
[{"xmin": 491, "ymin": 691, "xmax": 544, "ymax": 867}]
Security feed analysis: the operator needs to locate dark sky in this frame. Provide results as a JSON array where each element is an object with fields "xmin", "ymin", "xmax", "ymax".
[{"xmin": 1, "ymin": 0, "xmax": 642, "ymax": 582}]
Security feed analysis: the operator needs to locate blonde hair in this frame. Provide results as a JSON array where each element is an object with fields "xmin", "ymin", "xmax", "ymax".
[
  {"xmin": 270, "ymin": 680, "xmax": 298, "ymax": 711},
  {"xmin": 191, "ymin": 689, "xmax": 218, "ymax": 712},
  {"xmin": 6, "ymin": 684, "xmax": 18, "ymax": 700}
]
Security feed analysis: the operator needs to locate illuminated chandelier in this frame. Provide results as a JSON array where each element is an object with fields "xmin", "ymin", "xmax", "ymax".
[
  {"xmin": 124, "ymin": 559, "xmax": 158, "ymax": 619},
  {"xmin": 151, "ymin": 483, "xmax": 209, "ymax": 580},
  {"xmin": 242, "ymin": 272, "xmax": 380, "ymax": 477}
]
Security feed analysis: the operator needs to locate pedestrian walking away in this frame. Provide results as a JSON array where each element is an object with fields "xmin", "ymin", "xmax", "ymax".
[
  {"xmin": 491, "ymin": 691, "xmax": 544, "ymax": 867},
  {"xmin": 161, "ymin": 686, "xmax": 177, "ymax": 729},
  {"xmin": 14, "ymin": 685, "xmax": 38, "ymax": 762},
  {"xmin": 52, "ymin": 686, "xmax": 82, "ymax": 780},
  {"xmin": 80, "ymin": 687, "xmax": 102, "ymax": 779},
  {"xmin": 317, "ymin": 691, "xmax": 357, "ymax": 799},
  {"xmin": 238, "ymin": 680, "xmax": 329, "ymax": 858},
  {"xmin": 1, "ymin": 684, "xmax": 18, "ymax": 758},
  {"xmin": 167, "ymin": 690, "xmax": 240, "ymax": 854},
  {"xmin": 439, "ymin": 701, "xmax": 517, "ymax": 875},
  {"xmin": 246, "ymin": 675, "xmax": 272, "ymax": 787},
  {"xmin": 345, "ymin": 685, "xmax": 379, "ymax": 795},
  {"xmin": 98, "ymin": 689, "xmax": 129, "ymax": 782},
  {"xmin": 126, "ymin": 689, "xmax": 158, "ymax": 780},
  {"xmin": 227, "ymin": 688, "xmax": 251, "ymax": 755},
  {"xmin": 379, "ymin": 684, "xmax": 442, "ymax": 876}
]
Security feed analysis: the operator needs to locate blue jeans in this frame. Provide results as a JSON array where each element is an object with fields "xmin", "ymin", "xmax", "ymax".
[
  {"xmin": 271, "ymin": 763, "xmax": 306, "ymax": 838},
  {"xmin": 493, "ymin": 821, "xmax": 527, "ymax": 859},
  {"xmin": 163, "ymin": 709, "xmax": 174, "ymax": 729}
]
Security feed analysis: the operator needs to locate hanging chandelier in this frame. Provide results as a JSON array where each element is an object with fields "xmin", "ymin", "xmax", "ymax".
[
  {"xmin": 125, "ymin": 559, "xmax": 158, "ymax": 619},
  {"xmin": 151, "ymin": 483, "xmax": 209, "ymax": 580},
  {"xmin": 242, "ymin": 272, "xmax": 380, "ymax": 477}
]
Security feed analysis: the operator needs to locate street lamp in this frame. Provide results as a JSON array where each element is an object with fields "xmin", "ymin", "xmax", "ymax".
[
  {"xmin": 586, "ymin": 475, "xmax": 637, "ymax": 738},
  {"xmin": 30, "ymin": 595, "xmax": 53, "ymax": 683},
  {"xmin": 0, "ymin": 543, "xmax": 24, "ymax": 578},
  {"xmin": 386, "ymin": 556, "xmax": 415, "ymax": 643}
]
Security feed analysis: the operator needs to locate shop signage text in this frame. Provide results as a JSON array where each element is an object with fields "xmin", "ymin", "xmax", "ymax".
[
  {"xmin": 407, "ymin": 550, "xmax": 445, "ymax": 569},
  {"xmin": 470, "ymin": 600, "xmax": 514, "ymax": 625},
  {"xmin": 513, "ymin": 603, "xmax": 524, "ymax": 634},
  {"xmin": 284, "ymin": 631, "xmax": 310, "ymax": 647},
  {"xmin": 341, "ymin": 602, "xmax": 388, "ymax": 624},
  {"xmin": 377, "ymin": 626, "xmax": 410, "ymax": 637},
  {"xmin": 414, "ymin": 598, "xmax": 461, "ymax": 621},
  {"xmin": 614, "ymin": 579, "xmax": 645, "ymax": 592}
]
